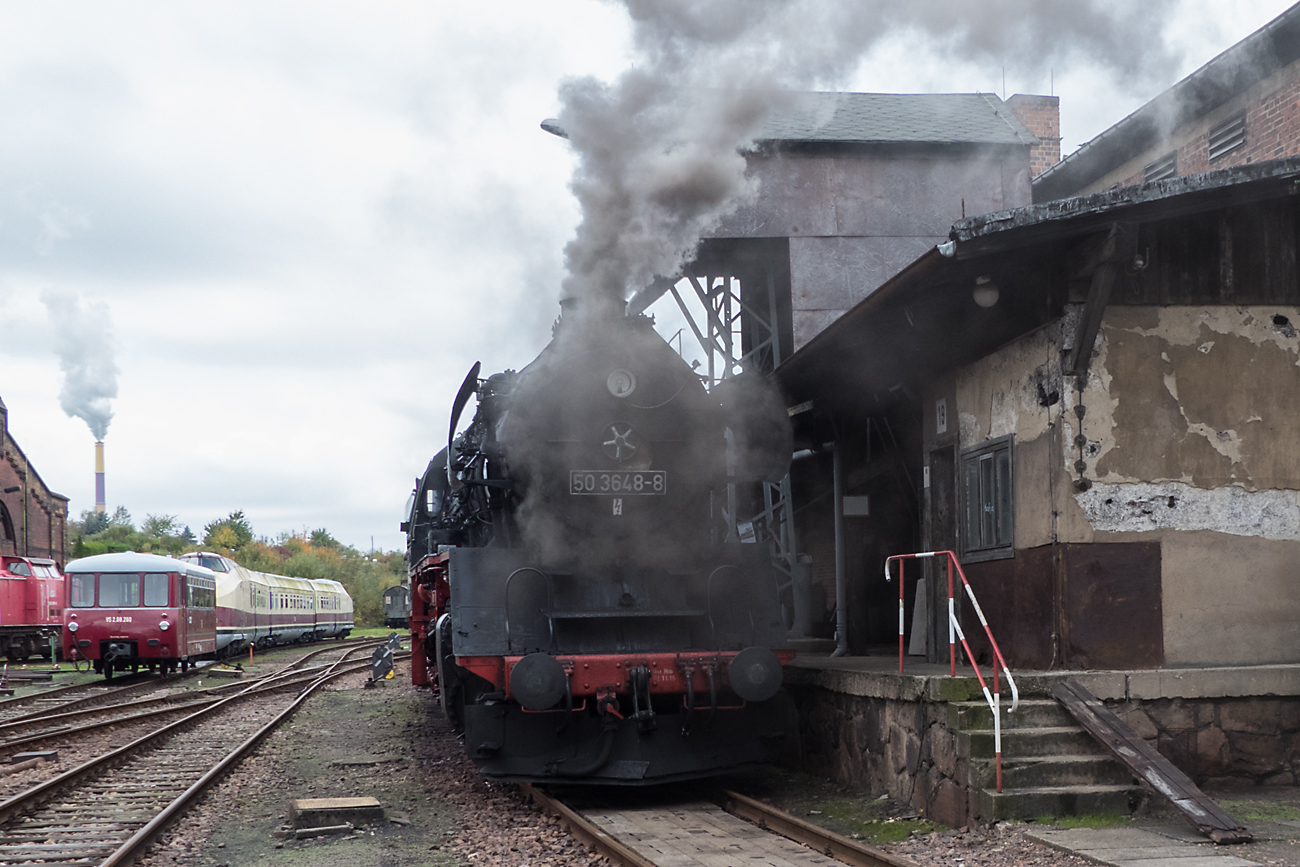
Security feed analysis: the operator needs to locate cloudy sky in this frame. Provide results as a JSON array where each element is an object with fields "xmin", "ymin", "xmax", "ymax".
[{"xmin": 0, "ymin": 0, "xmax": 1292, "ymax": 553}]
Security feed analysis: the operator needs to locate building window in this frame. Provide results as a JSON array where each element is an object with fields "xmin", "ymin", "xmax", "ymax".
[
  {"xmin": 1144, "ymin": 152, "xmax": 1177, "ymax": 183},
  {"xmin": 961, "ymin": 436, "xmax": 1013, "ymax": 561},
  {"xmin": 1207, "ymin": 112, "xmax": 1247, "ymax": 161}
]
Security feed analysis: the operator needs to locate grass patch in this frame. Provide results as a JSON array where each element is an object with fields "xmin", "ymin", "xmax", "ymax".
[
  {"xmin": 817, "ymin": 800, "xmax": 937, "ymax": 842},
  {"xmin": 351, "ymin": 626, "xmax": 405, "ymax": 639},
  {"xmin": 1034, "ymin": 812, "xmax": 1130, "ymax": 829},
  {"xmin": 1216, "ymin": 800, "xmax": 1300, "ymax": 823}
]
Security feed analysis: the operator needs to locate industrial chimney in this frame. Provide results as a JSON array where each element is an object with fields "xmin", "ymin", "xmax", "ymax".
[{"xmin": 94, "ymin": 441, "xmax": 105, "ymax": 513}]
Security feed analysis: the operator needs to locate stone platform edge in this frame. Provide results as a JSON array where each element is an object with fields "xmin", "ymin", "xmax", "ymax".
[{"xmin": 785, "ymin": 657, "xmax": 1300, "ymax": 703}]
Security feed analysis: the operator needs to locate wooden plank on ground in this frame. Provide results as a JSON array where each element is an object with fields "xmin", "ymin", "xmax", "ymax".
[{"xmin": 1052, "ymin": 679, "xmax": 1251, "ymax": 844}]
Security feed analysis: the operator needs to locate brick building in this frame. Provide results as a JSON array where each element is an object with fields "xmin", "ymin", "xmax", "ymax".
[
  {"xmin": 0, "ymin": 398, "xmax": 69, "ymax": 565},
  {"xmin": 1035, "ymin": 3, "xmax": 1300, "ymax": 200},
  {"xmin": 1006, "ymin": 94, "xmax": 1061, "ymax": 177}
]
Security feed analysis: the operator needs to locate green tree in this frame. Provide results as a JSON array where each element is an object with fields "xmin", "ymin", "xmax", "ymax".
[
  {"xmin": 108, "ymin": 506, "xmax": 133, "ymax": 528},
  {"xmin": 309, "ymin": 528, "xmax": 339, "ymax": 549},
  {"xmin": 142, "ymin": 514, "xmax": 178, "ymax": 537},
  {"xmin": 203, "ymin": 510, "xmax": 254, "ymax": 550},
  {"xmin": 80, "ymin": 510, "xmax": 109, "ymax": 535}
]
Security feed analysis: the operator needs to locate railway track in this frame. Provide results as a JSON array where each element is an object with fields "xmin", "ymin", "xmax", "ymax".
[
  {"xmin": 0, "ymin": 643, "xmax": 399, "ymax": 865},
  {"xmin": 0, "ymin": 641, "xmax": 394, "ymax": 757},
  {"xmin": 523, "ymin": 784, "xmax": 919, "ymax": 867},
  {"xmin": 0, "ymin": 634, "xmax": 385, "ymax": 729}
]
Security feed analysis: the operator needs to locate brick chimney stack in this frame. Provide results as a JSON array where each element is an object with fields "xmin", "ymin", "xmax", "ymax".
[{"xmin": 1007, "ymin": 94, "xmax": 1061, "ymax": 177}]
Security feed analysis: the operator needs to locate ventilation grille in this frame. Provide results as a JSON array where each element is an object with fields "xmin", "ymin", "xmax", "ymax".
[
  {"xmin": 1144, "ymin": 152, "xmax": 1178, "ymax": 183},
  {"xmin": 1207, "ymin": 112, "xmax": 1247, "ymax": 161}
]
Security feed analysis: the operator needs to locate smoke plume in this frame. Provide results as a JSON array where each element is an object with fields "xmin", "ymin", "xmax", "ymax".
[
  {"xmin": 41, "ymin": 290, "xmax": 119, "ymax": 440},
  {"xmin": 556, "ymin": 0, "xmax": 1182, "ymax": 313}
]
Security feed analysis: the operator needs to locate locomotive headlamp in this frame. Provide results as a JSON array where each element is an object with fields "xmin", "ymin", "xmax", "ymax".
[
  {"xmin": 606, "ymin": 369, "xmax": 636, "ymax": 398},
  {"xmin": 509, "ymin": 653, "xmax": 567, "ymax": 710},
  {"xmin": 159, "ymin": 620, "xmax": 170, "ymax": 631},
  {"xmin": 67, "ymin": 621, "xmax": 78, "ymax": 633},
  {"xmin": 727, "ymin": 646, "xmax": 783, "ymax": 702}
]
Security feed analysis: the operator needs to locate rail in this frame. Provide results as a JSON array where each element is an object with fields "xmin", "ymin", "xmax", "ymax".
[{"xmin": 885, "ymin": 549, "xmax": 1018, "ymax": 792}]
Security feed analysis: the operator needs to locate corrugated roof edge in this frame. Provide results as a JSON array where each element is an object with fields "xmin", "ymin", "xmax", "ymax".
[{"xmin": 957, "ymin": 156, "xmax": 1300, "ymax": 242}]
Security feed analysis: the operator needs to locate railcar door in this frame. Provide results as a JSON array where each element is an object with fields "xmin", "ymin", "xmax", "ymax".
[
  {"xmin": 189, "ymin": 575, "xmax": 216, "ymax": 656},
  {"xmin": 176, "ymin": 574, "xmax": 190, "ymax": 657}
]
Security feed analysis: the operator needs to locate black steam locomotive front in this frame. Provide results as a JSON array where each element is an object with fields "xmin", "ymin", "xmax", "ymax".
[{"xmin": 406, "ymin": 312, "xmax": 794, "ymax": 784}]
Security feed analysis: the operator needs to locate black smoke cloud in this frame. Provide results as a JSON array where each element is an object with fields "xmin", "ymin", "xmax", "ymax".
[{"xmin": 556, "ymin": 0, "xmax": 1182, "ymax": 312}]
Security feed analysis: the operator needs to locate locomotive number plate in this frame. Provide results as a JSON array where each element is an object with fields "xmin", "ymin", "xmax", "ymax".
[{"xmin": 570, "ymin": 470, "xmax": 666, "ymax": 495}]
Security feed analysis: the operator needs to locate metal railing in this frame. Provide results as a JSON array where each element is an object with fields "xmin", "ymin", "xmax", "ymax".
[{"xmin": 885, "ymin": 550, "xmax": 1019, "ymax": 792}]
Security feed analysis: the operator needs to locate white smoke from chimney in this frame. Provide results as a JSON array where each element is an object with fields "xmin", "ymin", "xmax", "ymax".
[
  {"xmin": 41, "ymin": 290, "xmax": 119, "ymax": 441},
  {"xmin": 555, "ymin": 0, "xmax": 1182, "ymax": 313}
]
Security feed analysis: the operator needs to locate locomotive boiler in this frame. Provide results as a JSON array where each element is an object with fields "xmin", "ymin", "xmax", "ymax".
[{"xmin": 405, "ymin": 310, "xmax": 795, "ymax": 784}]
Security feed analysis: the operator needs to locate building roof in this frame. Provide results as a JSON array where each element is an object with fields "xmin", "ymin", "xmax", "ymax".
[
  {"xmin": 956, "ymin": 156, "xmax": 1300, "ymax": 251},
  {"xmin": 1033, "ymin": 4, "xmax": 1300, "ymax": 201},
  {"xmin": 64, "ymin": 551, "xmax": 215, "ymax": 578},
  {"xmin": 756, "ymin": 92, "xmax": 1038, "ymax": 146},
  {"xmin": 774, "ymin": 158, "xmax": 1300, "ymax": 415}
]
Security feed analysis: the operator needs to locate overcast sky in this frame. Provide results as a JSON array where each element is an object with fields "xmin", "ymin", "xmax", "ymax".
[{"xmin": 0, "ymin": 0, "xmax": 1292, "ymax": 553}]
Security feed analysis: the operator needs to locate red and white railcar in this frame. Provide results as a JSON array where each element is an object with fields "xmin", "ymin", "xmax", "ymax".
[
  {"xmin": 62, "ymin": 552, "xmax": 217, "ymax": 678},
  {"xmin": 0, "ymin": 556, "xmax": 64, "ymax": 661}
]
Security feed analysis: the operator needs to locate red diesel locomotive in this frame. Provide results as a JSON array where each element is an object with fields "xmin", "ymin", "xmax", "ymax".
[
  {"xmin": 63, "ymin": 552, "xmax": 217, "ymax": 678},
  {"xmin": 0, "ymin": 555, "xmax": 64, "ymax": 661}
]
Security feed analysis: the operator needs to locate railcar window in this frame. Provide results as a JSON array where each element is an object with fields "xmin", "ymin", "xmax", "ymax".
[
  {"xmin": 144, "ymin": 573, "xmax": 169, "ymax": 607},
  {"xmin": 198, "ymin": 556, "xmax": 229, "ymax": 572},
  {"xmin": 7, "ymin": 561, "xmax": 30, "ymax": 577},
  {"xmin": 69, "ymin": 574, "xmax": 95, "ymax": 607},
  {"xmin": 100, "ymin": 573, "xmax": 141, "ymax": 608}
]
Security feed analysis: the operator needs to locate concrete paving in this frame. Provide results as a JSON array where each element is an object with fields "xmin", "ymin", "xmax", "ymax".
[{"xmin": 1026, "ymin": 825, "xmax": 1264, "ymax": 867}]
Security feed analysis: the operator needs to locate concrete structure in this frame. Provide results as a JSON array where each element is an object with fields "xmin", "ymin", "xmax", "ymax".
[
  {"xmin": 0, "ymin": 398, "xmax": 69, "ymax": 564},
  {"xmin": 695, "ymin": 91, "xmax": 1053, "ymax": 353},
  {"xmin": 771, "ymin": 160, "xmax": 1300, "ymax": 823},
  {"xmin": 788, "ymin": 656, "xmax": 1300, "ymax": 837},
  {"xmin": 776, "ymin": 159, "xmax": 1300, "ymax": 669},
  {"xmin": 1035, "ymin": 4, "xmax": 1300, "ymax": 201}
]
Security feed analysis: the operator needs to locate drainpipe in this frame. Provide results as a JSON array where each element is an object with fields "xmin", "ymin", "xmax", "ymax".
[{"xmin": 830, "ymin": 440, "xmax": 849, "ymax": 658}]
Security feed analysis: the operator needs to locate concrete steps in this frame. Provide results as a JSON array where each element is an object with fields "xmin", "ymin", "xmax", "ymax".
[
  {"xmin": 948, "ymin": 699, "xmax": 1144, "ymax": 822},
  {"xmin": 978, "ymin": 784, "xmax": 1142, "ymax": 822}
]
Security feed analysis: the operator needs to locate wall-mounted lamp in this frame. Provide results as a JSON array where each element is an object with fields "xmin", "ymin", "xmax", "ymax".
[
  {"xmin": 973, "ymin": 275, "xmax": 999, "ymax": 308},
  {"xmin": 1, "ymin": 487, "xmax": 18, "ymax": 494}
]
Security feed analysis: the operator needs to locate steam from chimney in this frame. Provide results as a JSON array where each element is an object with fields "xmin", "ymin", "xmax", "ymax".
[
  {"xmin": 554, "ymin": 0, "xmax": 1182, "ymax": 314},
  {"xmin": 41, "ymin": 290, "xmax": 119, "ymax": 441}
]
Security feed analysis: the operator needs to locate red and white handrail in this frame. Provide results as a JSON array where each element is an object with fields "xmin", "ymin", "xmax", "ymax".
[{"xmin": 885, "ymin": 550, "xmax": 1019, "ymax": 792}]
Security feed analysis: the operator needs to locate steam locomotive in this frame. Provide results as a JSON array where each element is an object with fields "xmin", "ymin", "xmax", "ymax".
[{"xmin": 404, "ymin": 310, "xmax": 795, "ymax": 784}]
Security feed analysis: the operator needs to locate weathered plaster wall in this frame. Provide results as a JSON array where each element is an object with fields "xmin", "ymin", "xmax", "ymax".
[
  {"xmin": 948, "ymin": 305, "xmax": 1300, "ymax": 667},
  {"xmin": 1157, "ymin": 531, "xmax": 1300, "ymax": 666}
]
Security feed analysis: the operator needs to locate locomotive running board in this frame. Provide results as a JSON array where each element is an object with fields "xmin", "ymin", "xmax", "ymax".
[{"xmin": 1052, "ymin": 679, "xmax": 1250, "ymax": 844}]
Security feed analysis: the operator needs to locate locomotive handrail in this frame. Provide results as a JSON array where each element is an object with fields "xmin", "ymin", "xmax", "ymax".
[
  {"xmin": 504, "ymin": 567, "xmax": 555, "ymax": 654},
  {"xmin": 885, "ymin": 549, "xmax": 1018, "ymax": 793},
  {"xmin": 706, "ymin": 565, "xmax": 755, "ymax": 650}
]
